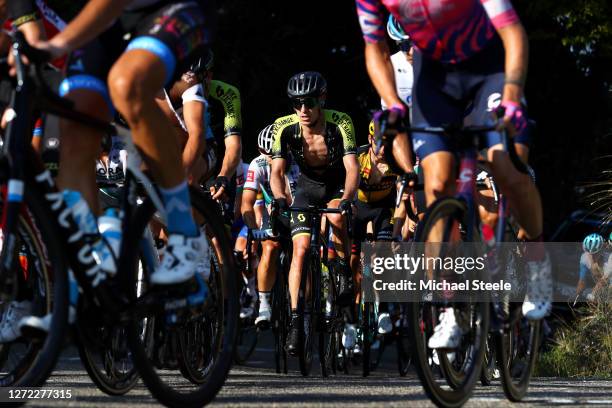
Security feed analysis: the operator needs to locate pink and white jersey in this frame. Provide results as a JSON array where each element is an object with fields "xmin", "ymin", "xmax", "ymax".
[{"xmin": 356, "ymin": 0, "xmax": 519, "ymax": 63}]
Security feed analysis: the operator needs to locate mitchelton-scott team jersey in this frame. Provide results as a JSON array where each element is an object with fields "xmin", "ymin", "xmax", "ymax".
[
  {"xmin": 356, "ymin": 0, "xmax": 520, "ymax": 63},
  {"xmin": 271, "ymin": 110, "xmax": 356, "ymax": 179}
]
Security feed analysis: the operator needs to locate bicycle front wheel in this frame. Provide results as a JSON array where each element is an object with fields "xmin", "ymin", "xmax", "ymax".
[
  {"xmin": 125, "ymin": 187, "xmax": 238, "ymax": 408},
  {"xmin": 409, "ymin": 197, "xmax": 489, "ymax": 408}
]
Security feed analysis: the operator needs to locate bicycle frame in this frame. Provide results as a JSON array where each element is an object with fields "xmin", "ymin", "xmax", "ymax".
[{"xmin": 0, "ymin": 33, "xmax": 166, "ymax": 315}]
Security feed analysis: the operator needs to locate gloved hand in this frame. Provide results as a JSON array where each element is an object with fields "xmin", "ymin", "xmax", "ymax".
[
  {"xmin": 339, "ymin": 199, "xmax": 353, "ymax": 215},
  {"xmin": 499, "ymin": 100, "xmax": 527, "ymax": 134}
]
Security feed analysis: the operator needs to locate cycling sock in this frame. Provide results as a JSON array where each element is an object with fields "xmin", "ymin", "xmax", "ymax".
[
  {"xmin": 258, "ymin": 291, "xmax": 271, "ymax": 310},
  {"xmin": 524, "ymin": 234, "xmax": 545, "ymax": 262},
  {"xmin": 159, "ymin": 181, "xmax": 197, "ymax": 237}
]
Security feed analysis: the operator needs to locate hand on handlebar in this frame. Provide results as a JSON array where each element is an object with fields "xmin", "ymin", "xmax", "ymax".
[
  {"xmin": 270, "ymin": 198, "xmax": 290, "ymax": 237},
  {"xmin": 496, "ymin": 101, "xmax": 527, "ymax": 137},
  {"xmin": 6, "ymin": 32, "xmax": 62, "ymax": 76},
  {"xmin": 338, "ymin": 199, "xmax": 353, "ymax": 216}
]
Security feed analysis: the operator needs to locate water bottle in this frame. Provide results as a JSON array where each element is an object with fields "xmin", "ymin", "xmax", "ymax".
[{"xmin": 98, "ymin": 208, "xmax": 122, "ymax": 275}]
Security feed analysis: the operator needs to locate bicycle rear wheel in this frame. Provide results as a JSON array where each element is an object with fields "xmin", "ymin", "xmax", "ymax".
[
  {"xmin": 409, "ymin": 197, "xmax": 489, "ymax": 408},
  {"xmin": 495, "ymin": 312, "xmax": 541, "ymax": 401},
  {"xmin": 480, "ymin": 334, "xmax": 497, "ymax": 386},
  {"xmin": 272, "ymin": 264, "xmax": 289, "ymax": 374},
  {"xmin": 396, "ymin": 303, "xmax": 412, "ymax": 377},
  {"xmin": 360, "ymin": 301, "xmax": 375, "ymax": 377},
  {"xmin": 0, "ymin": 188, "xmax": 69, "ymax": 392},
  {"xmin": 75, "ymin": 250, "xmax": 152, "ymax": 395},
  {"xmin": 234, "ymin": 284, "xmax": 258, "ymax": 365},
  {"xmin": 125, "ymin": 188, "xmax": 238, "ymax": 407}
]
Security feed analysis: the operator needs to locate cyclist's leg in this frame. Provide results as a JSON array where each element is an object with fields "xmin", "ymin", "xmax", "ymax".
[
  {"xmin": 474, "ymin": 72, "xmax": 551, "ymax": 319},
  {"xmin": 473, "ymin": 74, "xmax": 542, "ymax": 241},
  {"xmin": 411, "ymin": 49, "xmax": 461, "ymax": 239},
  {"xmin": 373, "ymin": 203, "xmax": 395, "ymax": 334},
  {"xmin": 326, "ymin": 183, "xmax": 356, "ymax": 305},
  {"xmin": 286, "ymin": 175, "xmax": 318, "ymax": 353},
  {"xmin": 350, "ymin": 200, "xmax": 369, "ymax": 302},
  {"xmin": 107, "ymin": 3, "xmax": 211, "ymax": 284},
  {"xmin": 57, "ymin": 30, "xmax": 120, "ymax": 213},
  {"xmin": 255, "ymin": 239, "xmax": 280, "ymax": 325},
  {"xmin": 412, "ymin": 50, "xmax": 468, "ymax": 348}
]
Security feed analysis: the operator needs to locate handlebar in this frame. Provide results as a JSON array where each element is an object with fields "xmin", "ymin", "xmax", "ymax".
[{"xmin": 269, "ymin": 202, "xmax": 353, "ymax": 238}]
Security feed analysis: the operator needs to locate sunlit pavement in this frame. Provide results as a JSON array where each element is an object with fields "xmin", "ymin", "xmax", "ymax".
[{"xmin": 31, "ymin": 333, "xmax": 612, "ymax": 407}]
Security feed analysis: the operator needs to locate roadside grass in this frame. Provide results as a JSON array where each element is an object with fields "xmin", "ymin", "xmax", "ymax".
[{"xmin": 536, "ymin": 287, "xmax": 612, "ymax": 379}]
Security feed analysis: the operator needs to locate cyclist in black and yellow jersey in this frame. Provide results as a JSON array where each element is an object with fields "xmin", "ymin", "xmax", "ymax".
[
  {"xmin": 351, "ymin": 119, "xmax": 399, "ymax": 336},
  {"xmin": 205, "ymin": 66, "xmax": 243, "ymax": 202},
  {"xmin": 270, "ymin": 71, "xmax": 359, "ymax": 355}
]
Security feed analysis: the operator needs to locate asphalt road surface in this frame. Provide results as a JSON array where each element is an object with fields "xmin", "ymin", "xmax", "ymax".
[{"xmin": 27, "ymin": 331, "xmax": 612, "ymax": 407}]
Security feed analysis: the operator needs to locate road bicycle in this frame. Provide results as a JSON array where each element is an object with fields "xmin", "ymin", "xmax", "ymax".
[
  {"xmin": 0, "ymin": 32, "xmax": 239, "ymax": 407},
  {"xmin": 271, "ymin": 203, "xmax": 352, "ymax": 377},
  {"xmin": 377, "ymin": 118, "xmax": 540, "ymax": 407}
]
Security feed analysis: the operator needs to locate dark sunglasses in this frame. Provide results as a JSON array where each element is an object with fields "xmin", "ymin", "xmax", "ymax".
[{"xmin": 291, "ymin": 97, "xmax": 319, "ymax": 110}]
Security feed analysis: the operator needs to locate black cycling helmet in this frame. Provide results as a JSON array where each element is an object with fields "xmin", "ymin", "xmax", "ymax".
[
  {"xmin": 190, "ymin": 49, "xmax": 214, "ymax": 76},
  {"xmin": 287, "ymin": 71, "xmax": 327, "ymax": 98}
]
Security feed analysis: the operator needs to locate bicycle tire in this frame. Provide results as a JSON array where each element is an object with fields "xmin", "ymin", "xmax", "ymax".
[
  {"xmin": 76, "ymin": 323, "xmax": 139, "ymax": 395},
  {"xmin": 396, "ymin": 304, "xmax": 412, "ymax": 377},
  {"xmin": 75, "ymin": 251, "xmax": 152, "ymax": 395},
  {"xmin": 495, "ymin": 314, "xmax": 541, "ymax": 401},
  {"xmin": 319, "ymin": 261, "xmax": 341, "ymax": 378},
  {"xmin": 234, "ymin": 317, "xmax": 258, "ymax": 365},
  {"xmin": 125, "ymin": 187, "xmax": 238, "ymax": 408},
  {"xmin": 298, "ymin": 252, "xmax": 316, "ymax": 377},
  {"xmin": 272, "ymin": 253, "xmax": 289, "ymax": 374},
  {"xmin": 361, "ymin": 301, "xmax": 373, "ymax": 377},
  {"xmin": 409, "ymin": 197, "xmax": 489, "ymax": 408},
  {"xmin": 0, "ymin": 187, "xmax": 69, "ymax": 390},
  {"xmin": 480, "ymin": 334, "xmax": 496, "ymax": 386}
]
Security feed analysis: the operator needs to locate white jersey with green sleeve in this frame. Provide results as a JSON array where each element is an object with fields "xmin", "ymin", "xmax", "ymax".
[{"xmin": 244, "ymin": 154, "xmax": 300, "ymax": 205}]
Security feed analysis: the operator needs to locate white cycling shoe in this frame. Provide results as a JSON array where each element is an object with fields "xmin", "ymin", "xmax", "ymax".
[
  {"xmin": 427, "ymin": 307, "xmax": 464, "ymax": 350},
  {"xmin": 18, "ymin": 306, "xmax": 77, "ymax": 339},
  {"xmin": 150, "ymin": 233, "xmax": 207, "ymax": 285},
  {"xmin": 522, "ymin": 253, "xmax": 553, "ymax": 320},
  {"xmin": 0, "ymin": 301, "xmax": 32, "ymax": 343},
  {"xmin": 342, "ymin": 323, "xmax": 357, "ymax": 350},
  {"xmin": 377, "ymin": 312, "xmax": 393, "ymax": 334}
]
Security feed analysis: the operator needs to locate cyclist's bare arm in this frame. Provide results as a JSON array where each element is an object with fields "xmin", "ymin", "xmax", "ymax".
[
  {"xmin": 341, "ymin": 154, "xmax": 359, "ymax": 201},
  {"xmin": 392, "ymin": 200, "xmax": 406, "ymax": 239},
  {"xmin": 182, "ymin": 100, "xmax": 207, "ymax": 174},
  {"xmin": 40, "ymin": 0, "xmax": 131, "ymax": 57},
  {"xmin": 217, "ymin": 135, "xmax": 241, "ymax": 178},
  {"xmin": 364, "ymin": 41, "xmax": 404, "ymax": 110},
  {"xmin": 270, "ymin": 158, "xmax": 288, "ymax": 200},
  {"xmin": 496, "ymin": 22, "xmax": 528, "ymax": 104},
  {"xmin": 240, "ymin": 189, "xmax": 259, "ymax": 230}
]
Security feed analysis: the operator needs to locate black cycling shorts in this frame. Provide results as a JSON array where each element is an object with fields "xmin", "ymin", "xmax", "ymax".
[
  {"xmin": 290, "ymin": 172, "xmax": 344, "ymax": 238},
  {"xmin": 61, "ymin": 1, "xmax": 211, "ymax": 112},
  {"xmin": 352, "ymin": 197, "xmax": 394, "ymax": 254}
]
